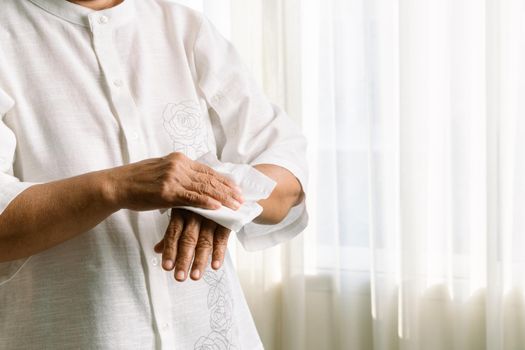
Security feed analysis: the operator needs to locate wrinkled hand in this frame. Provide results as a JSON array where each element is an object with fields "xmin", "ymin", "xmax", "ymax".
[
  {"xmin": 105, "ymin": 152, "xmax": 244, "ymax": 212},
  {"xmin": 154, "ymin": 208, "xmax": 232, "ymax": 282}
]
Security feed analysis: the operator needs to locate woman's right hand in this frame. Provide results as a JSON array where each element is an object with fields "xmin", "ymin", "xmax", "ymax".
[{"xmin": 102, "ymin": 152, "xmax": 244, "ymax": 211}]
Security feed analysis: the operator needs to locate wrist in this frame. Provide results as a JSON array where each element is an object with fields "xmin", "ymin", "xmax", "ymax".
[{"xmin": 94, "ymin": 169, "xmax": 122, "ymax": 212}]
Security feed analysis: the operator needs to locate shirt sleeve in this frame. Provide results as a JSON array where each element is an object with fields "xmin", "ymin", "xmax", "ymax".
[
  {"xmin": 0, "ymin": 88, "xmax": 38, "ymax": 216},
  {"xmin": 193, "ymin": 16, "xmax": 309, "ymax": 251}
]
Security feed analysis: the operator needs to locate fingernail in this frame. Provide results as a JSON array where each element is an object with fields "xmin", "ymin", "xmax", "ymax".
[
  {"xmin": 231, "ymin": 200, "xmax": 241, "ymax": 210},
  {"xmin": 212, "ymin": 260, "xmax": 221, "ymax": 270},
  {"xmin": 191, "ymin": 269, "xmax": 201, "ymax": 279},
  {"xmin": 176, "ymin": 270, "xmax": 185, "ymax": 281},
  {"xmin": 163, "ymin": 259, "xmax": 174, "ymax": 270}
]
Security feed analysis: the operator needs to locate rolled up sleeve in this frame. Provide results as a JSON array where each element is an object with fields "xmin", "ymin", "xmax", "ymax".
[
  {"xmin": 193, "ymin": 16, "xmax": 309, "ymax": 251},
  {"xmin": 0, "ymin": 88, "xmax": 38, "ymax": 216}
]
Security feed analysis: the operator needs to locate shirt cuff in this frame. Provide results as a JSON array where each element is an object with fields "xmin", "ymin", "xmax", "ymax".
[
  {"xmin": 236, "ymin": 194, "xmax": 309, "ymax": 251},
  {"xmin": 237, "ymin": 152, "xmax": 309, "ymax": 251}
]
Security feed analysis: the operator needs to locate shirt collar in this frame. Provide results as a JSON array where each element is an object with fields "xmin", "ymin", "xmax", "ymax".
[{"xmin": 28, "ymin": 0, "xmax": 136, "ymax": 28}]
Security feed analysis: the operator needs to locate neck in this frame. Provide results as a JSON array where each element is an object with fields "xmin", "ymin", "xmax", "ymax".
[{"xmin": 66, "ymin": 0, "xmax": 124, "ymax": 10}]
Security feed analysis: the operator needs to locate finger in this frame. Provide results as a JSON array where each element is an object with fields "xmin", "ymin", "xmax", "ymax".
[
  {"xmin": 190, "ymin": 161, "xmax": 222, "ymax": 177},
  {"xmin": 188, "ymin": 177, "xmax": 243, "ymax": 210},
  {"xmin": 192, "ymin": 172, "xmax": 244, "ymax": 203},
  {"xmin": 161, "ymin": 209, "xmax": 184, "ymax": 271},
  {"xmin": 212, "ymin": 225, "xmax": 231, "ymax": 270},
  {"xmin": 174, "ymin": 213, "xmax": 201, "ymax": 282},
  {"xmin": 191, "ymin": 162, "xmax": 242, "ymax": 193},
  {"xmin": 178, "ymin": 190, "xmax": 222, "ymax": 210},
  {"xmin": 190, "ymin": 219, "xmax": 217, "ymax": 281}
]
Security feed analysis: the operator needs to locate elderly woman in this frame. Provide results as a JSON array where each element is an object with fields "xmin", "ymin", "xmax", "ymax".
[{"xmin": 0, "ymin": 0, "xmax": 308, "ymax": 349}]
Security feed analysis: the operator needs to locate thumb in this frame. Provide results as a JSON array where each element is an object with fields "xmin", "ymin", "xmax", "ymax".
[{"xmin": 154, "ymin": 239, "xmax": 164, "ymax": 253}]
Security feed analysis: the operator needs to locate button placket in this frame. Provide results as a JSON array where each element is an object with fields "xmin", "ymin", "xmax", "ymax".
[
  {"xmin": 89, "ymin": 18, "xmax": 143, "ymax": 161},
  {"xmin": 140, "ymin": 213, "xmax": 176, "ymax": 348},
  {"xmin": 89, "ymin": 16, "xmax": 176, "ymax": 349}
]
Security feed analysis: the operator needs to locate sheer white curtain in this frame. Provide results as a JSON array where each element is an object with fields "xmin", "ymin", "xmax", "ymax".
[{"xmin": 174, "ymin": 0, "xmax": 525, "ymax": 349}]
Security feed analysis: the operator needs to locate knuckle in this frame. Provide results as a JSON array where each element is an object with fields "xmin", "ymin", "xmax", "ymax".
[
  {"xmin": 169, "ymin": 151, "xmax": 185, "ymax": 161},
  {"xmin": 171, "ymin": 216, "xmax": 184, "ymax": 229},
  {"xmin": 208, "ymin": 188, "xmax": 225, "ymax": 201},
  {"xmin": 179, "ymin": 234, "xmax": 198, "ymax": 248},
  {"xmin": 198, "ymin": 237, "xmax": 213, "ymax": 250},
  {"xmin": 173, "ymin": 223, "xmax": 184, "ymax": 234},
  {"xmin": 213, "ymin": 249, "xmax": 224, "ymax": 260},
  {"xmin": 168, "ymin": 161, "xmax": 181, "ymax": 175},
  {"xmin": 176, "ymin": 255, "xmax": 192, "ymax": 268},
  {"xmin": 214, "ymin": 239, "xmax": 226, "ymax": 251},
  {"xmin": 195, "ymin": 183, "xmax": 211, "ymax": 195},
  {"xmin": 202, "ymin": 167, "xmax": 216, "ymax": 177},
  {"xmin": 164, "ymin": 230, "xmax": 176, "ymax": 242},
  {"xmin": 164, "ymin": 231, "xmax": 175, "ymax": 244},
  {"xmin": 182, "ymin": 191, "xmax": 198, "ymax": 203},
  {"xmin": 166, "ymin": 156, "xmax": 186, "ymax": 174},
  {"xmin": 194, "ymin": 173, "xmax": 210, "ymax": 184},
  {"xmin": 207, "ymin": 177, "xmax": 220, "ymax": 189}
]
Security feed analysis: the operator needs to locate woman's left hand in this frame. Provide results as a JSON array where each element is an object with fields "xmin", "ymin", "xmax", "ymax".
[{"xmin": 154, "ymin": 208, "xmax": 231, "ymax": 282}]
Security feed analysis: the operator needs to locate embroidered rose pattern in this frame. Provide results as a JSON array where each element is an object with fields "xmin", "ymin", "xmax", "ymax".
[
  {"xmin": 194, "ymin": 269, "xmax": 237, "ymax": 350},
  {"xmin": 163, "ymin": 101, "xmax": 236, "ymax": 349},
  {"xmin": 209, "ymin": 296, "xmax": 233, "ymax": 332},
  {"xmin": 162, "ymin": 100, "xmax": 209, "ymax": 159},
  {"xmin": 194, "ymin": 331, "xmax": 230, "ymax": 350}
]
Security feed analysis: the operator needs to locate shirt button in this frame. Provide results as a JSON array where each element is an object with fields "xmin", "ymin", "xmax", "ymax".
[
  {"xmin": 113, "ymin": 79, "xmax": 123, "ymax": 87},
  {"xmin": 212, "ymin": 93, "xmax": 224, "ymax": 104},
  {"xmin": 151, "ymin": 257, "xmax": 158, "ymax": 266},
  {"xmin": 162, "ymin": 323, "xmax": 170, "ymax": 330},
  {"xmin": 98, "ymin": 15, "xmax": 109, "ymax": 24},
  {"xmin": 129, "ymin": 131, "xmax": 139, "ymax": 140}
]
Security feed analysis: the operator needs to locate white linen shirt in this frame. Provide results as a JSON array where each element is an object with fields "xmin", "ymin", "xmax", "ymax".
[{"xmin": 0, "ymin": 0, "xmax": 309, "ymax": 349}]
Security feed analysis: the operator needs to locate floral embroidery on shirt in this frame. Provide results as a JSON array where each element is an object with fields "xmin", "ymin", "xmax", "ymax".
[
  {"xmin": 194, "ymin": 269, "xmax": 237, "ymax": 350},
  {"xmin": 162, "ymin": 100, "xmax": 209, "ymax": 159}
]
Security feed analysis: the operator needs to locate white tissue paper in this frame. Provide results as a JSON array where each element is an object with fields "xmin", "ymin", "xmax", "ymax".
[{"xmin": 166, "ymin": 152, "xmax": 277, "ymax": 233}]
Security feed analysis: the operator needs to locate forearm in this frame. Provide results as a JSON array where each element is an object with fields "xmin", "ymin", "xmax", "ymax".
[
  {"xmin": 0, "ymin": 152, "xmax": 243, "ymax": 263},
  {"xmin": 0, "ymin": 170, "xmax": 117, "ymax": 262},
  {"xmin": 252, "ymin": 164, "xmax": 304, "ymax": 225}
]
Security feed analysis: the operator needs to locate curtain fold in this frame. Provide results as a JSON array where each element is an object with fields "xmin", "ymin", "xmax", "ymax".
[{"xmin": 173, "ymin": 0, "xmax": 525, "ymax": 349}]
